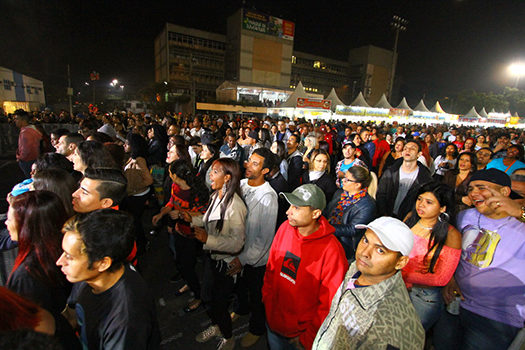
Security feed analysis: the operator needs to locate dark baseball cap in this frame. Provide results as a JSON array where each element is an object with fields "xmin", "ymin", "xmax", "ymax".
[
  {"xmin": 280, "ymin": 184, "xmax": 326, "ymax": 211},
  {"xmin": 469, "ymin": 169, "xmax": 511, "ymax": 187}
]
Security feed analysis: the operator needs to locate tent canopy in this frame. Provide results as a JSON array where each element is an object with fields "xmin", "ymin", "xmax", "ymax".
[
  {"xmin": 414, "ymin": 99, "xmax": 430, "ymax": 112},
  {"xmin": 280, "ymin": 81, "xmax": 309, "ymax": 108},
  {"xmin": 396, "ymin": 97, "xmax": 412, "ymax": 111},
  {"xmin": 479, "ymin": 107, "xmax": 489, "ymax": 119},
  {"xmin": 464, "ymin": 107, "xmax": 481, "ymax": 118},
  {"xmin": 325, "ymin": 88, "xmax": 345, "ymax": 111},
  {"xmin": 430, "ymin": 101, "xmax": 446, "ymax": 114},
  {"xmin": 374, "ymin": 93, "xmax": 392, "ymax": 109},
  {"xmin": 350, "ymin": 92, "xmax": 370, "ymax": 107}
]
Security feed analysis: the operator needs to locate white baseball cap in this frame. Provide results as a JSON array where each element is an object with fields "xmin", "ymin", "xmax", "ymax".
[{"xmin": 355, "ymin": 217, "xmax": 414, "ymax": 256}]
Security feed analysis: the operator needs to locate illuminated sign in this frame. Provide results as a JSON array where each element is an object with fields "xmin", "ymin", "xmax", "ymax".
[
  {"xmin": 297, "ymin": 98, "xmax": 331, "ymax": 109},
  {"xmin": 242, "ymin": 10, "xmax": 295, "ymax": 40}
]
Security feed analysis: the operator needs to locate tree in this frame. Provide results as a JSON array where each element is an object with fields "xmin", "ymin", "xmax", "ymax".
[{"xmin": 455, "ymin": 90, "xmax": 508, "ymax": 114}]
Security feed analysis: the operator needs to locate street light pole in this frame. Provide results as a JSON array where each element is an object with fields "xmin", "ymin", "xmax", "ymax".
[
  {"xmin": 67, "ymin": 64, "xmax": 73, "ymax": 118},
  {"xmin": 388, "ymin": 15, "xmax": 408, "ymax": 101}
]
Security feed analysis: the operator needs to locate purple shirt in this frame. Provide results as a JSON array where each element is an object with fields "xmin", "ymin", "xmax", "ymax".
[{"xmin": 456, "ymin": 208, "xmax": 525, "ymax": 327}]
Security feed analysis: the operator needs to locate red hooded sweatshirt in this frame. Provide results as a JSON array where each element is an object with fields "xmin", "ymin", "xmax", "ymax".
[{"xmin": 262, "ymin": 216, "xmax": 348, "ymax": 350}]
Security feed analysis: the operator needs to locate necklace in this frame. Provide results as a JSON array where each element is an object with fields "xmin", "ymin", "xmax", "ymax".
[{"xmin": 417, "ymin": 220, "xmax": 434, "ymax": 230}]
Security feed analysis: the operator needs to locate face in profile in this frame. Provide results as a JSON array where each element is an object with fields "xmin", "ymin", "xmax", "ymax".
[{"xmin": 57, "ymin": 231, "xmax": 98, "ymax": 283}]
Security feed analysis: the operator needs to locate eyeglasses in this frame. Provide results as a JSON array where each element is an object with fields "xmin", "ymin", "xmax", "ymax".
[{"xmin": 342, "ymin": 177, "xmax": 358, "ymax": 183}]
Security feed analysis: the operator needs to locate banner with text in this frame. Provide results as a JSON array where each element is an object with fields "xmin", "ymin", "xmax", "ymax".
[
  {"xmin": 242, "ymin": 10, "xmax": 295, "ymax": 41},
  {"xmin": 297, "ymin": 98, "xmax": 331, "ymax": 110}
]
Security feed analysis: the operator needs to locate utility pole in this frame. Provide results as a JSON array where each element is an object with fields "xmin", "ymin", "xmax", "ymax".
[
  {"xmin": 90, "ymin": 71, "xmax": 100, "ymax": 105},
  {"xmin": 67, "ymin": 64, "xmax": 73, "ymax": 118},
  {"xmin": 190, "ymin": 52, "xmax": 196, "ymax": 116},
  {"xmin": 388, "ymin": 15, "xmax": 408, "ymax": 101}
]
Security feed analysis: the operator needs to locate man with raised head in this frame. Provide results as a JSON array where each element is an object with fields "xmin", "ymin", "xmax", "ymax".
[
  {"xmin": 263, "ymin": 184, "xmax": 348, "ymax": 350},
  {"xmin": 57, "ymin": 209, "xmax": 160, "ymax": 349},
  {"xmin": 286, "ymin": 134, "xmax": 304, "ymax": 190},
  {"xmin": 312, "ymin": 217, "xmax": 424, "ymax": 350},
  {"xmin": 440, "ymin": 169, "xmax": 525, "ymax": 349},
  {"xmin": 72, "ymin": 167, "xmax": 127, "ymax": 213},
  {"xmin": 56, "ymin": 133, "xmax": 85, "ymax": 161},
  {"xmin": 228, "ymin": 147, "xmax": 278, "ymax": 348},
  {"xmin": 376, "ymin": 139, "xmax": 432, "ymax": 219}
]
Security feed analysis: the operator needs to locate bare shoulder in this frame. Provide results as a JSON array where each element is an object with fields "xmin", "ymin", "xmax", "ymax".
[{"xmin": 445, "ymin": 225, "xmax": 462, "ymax": 249}]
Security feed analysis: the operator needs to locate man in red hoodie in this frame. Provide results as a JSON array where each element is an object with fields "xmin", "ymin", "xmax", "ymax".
[{"xmin": 262, "ymin": 184, "xmax": 348, "ymax": 350}]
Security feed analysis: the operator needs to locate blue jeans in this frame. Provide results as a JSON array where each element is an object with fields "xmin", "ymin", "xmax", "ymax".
[
  {"xmin": 266, "ymin": 325, "xmax": 300, "ymax": 350},
  {"xmin": 433, "ymin": 307, "xmax": 520, "ymax": 350},
  {"xmin": 409, "ymin": 286, "xmax": 444, "ymax": 331}
]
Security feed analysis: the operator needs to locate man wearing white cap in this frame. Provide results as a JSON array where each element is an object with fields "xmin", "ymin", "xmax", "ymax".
[{"xmin": 312, "ymin": 217, "xmax": 424, "ymax": 350}]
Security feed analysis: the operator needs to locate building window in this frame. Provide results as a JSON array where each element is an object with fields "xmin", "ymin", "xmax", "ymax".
[
  {"xmin": 3, "ymin": 79, "xmax": 11, "ymax": 90},
  {"xmin": 26, "ymin": 86, "xmax": 32, "ymax": 94},
  {"xmin": 313, "ymin": 61, "xmax": 321, "ymax": 69},
  {"xmin": 291, "ymin": 56, "xmax": 296, "ymax": 64}
]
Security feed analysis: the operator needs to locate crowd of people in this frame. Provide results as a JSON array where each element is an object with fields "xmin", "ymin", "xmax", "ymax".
[{"xmin": 1, "ymin": 107, "xmax": 525, "ymax": 349}]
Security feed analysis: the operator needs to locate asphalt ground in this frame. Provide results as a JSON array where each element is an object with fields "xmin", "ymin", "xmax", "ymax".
[{"xmin": 0, "ymin": 156, "xmax": 269, "ymax": 350}]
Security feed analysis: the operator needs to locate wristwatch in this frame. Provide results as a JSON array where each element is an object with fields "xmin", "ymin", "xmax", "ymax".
[{"xmin": 520, "ymin": 206, "xmax": 525, "ymax": 223}]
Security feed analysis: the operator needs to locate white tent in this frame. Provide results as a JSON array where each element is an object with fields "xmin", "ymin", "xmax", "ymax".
[
  {"xmin": 479, "ymin": 107, "xmax": 489, "ymax": 119},
  {"xmin": 464, "ymin": 107, "xmax": 481, "ymax": 118},
  {"xmin": 430, "ymin": 101, "xmax": 446, "ymax": 114},
  {"xmin": 350, "ymin": 92, "xmax": 370, "ymax": 107},
  {"xmin": 414, "ymin": 99, "xmax": 430, "ymax": 112},
  {"xmin": 325, "ymin": 88, "xmax": 345, "ymax": 111},
  {"xmin": 280, "ymin": 81, "xmax": 309, "ymax": 108},
  {"xmin": 396, "ymin": 97, "xmax": 412, "ymax": 111},
  {"xmin": 374, "ymin": 93, "xmax": 392, "ymax": 109}
]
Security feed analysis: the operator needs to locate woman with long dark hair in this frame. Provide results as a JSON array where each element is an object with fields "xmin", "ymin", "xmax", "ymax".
[
  {"xmin": 433, "ymin": 143, "xmax": 458, "ymax": 180},
  {"xmin": 197, "ymin": 142, "xmax": 220, "ymax": 191},
  {"xmin": 6, "ymin": 190, "xmax": 79, "ymax": 349},
  {"xmin": 70, "ymin": 140, "xmax": 116, "ymax": 174},
  {"xmin": 402, "ymin": 182, "xmax": 461, "ymax": 331},
  {"xmin": 378, "ymin": 137, "xmax": 405, "ymax": 178},
  {"xmin": 32, "ymin": 168, "xmax": 77, "ymax": 217},
  {"xmin": 442, "ymin": 152, "xmax": 477, "ymax": 212},
  {"xmin": 270, "ymin": 140, "xmax": 289, "ymax": 181},
  {"xmin": 146, "ymin": 124, "xmax": 168, "ymax": 167},
  {"xmin": 121, "ymin": 133, "xmax": 154, "ymax": 255},
  {"xmin": 193, "ymin": 158, "xmax": 247, "ymax": 350},
  {"xmin": 152, "ymin": 160, "xmax": 209, "ymax": 312},
  {"xmin": 258, "ymin": 128, "xmax": 272, "ymax": 149}
]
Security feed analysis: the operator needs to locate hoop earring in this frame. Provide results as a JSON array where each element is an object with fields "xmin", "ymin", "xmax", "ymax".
[{"xmin": 438, "ymin": 212, "xmax": 450, "ymax": 223}]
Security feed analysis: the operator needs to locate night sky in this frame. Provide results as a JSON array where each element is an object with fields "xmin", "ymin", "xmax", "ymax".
[{"xmin": 1, "ymin": 0, "xmax": 524, "ymax": 104}]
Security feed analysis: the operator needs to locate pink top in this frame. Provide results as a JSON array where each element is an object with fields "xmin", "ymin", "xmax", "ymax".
[{"xmin": 402, "ymin": 234, "xmax": 461, "ymax": 288}]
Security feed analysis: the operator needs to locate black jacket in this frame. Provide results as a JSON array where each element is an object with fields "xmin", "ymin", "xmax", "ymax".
[
  {"xmin": 377, "ymin": 159, "xmax": 432, "ymax": 219},
  {"xmin": 324, "ymin": 190, "xmax": 376, "ymax": 260},
  {"xmin": 300, "ymin": 171, "xmax": 338, "ymax": 205},
  {"xmin": 287, "ymin": 150, "xmax": 304, "ymax": 190},
  {"xmin": 268, "ymin": 172, "xmax": 291, "ymax": 230}
]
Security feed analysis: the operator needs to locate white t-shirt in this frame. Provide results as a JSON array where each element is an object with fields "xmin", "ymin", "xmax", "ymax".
[{"xmin": 393, "ymin": 167, "xmax": 419, "ymax": 216}]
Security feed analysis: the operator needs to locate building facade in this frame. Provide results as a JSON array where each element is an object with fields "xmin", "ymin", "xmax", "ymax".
[
  {"xmin": 154, "ymin": 12, "xmax": 394, "ymax": 107},
  {"xmin": 154, "ymin": 23, "xmax": 226, "ymax": 101},
  {"xmin": 226, "ymin": 9, "xmax": 295, "ymax": 89},
  {"xmin": 290, "ymin": 51, "xmax": 349, "ymax": 102},
  {"xmin": 0, "ymin": 67, "xmax": 45, "ymax": 113},
  {"xmin": 348, "ymin": 45, "xmax": 395, "ymax": 106}
]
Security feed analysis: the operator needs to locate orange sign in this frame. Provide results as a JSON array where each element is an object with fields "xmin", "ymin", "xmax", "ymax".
[{"xmin": 296, "ymin": 98, "xmax": 331, "ymax": 110}]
